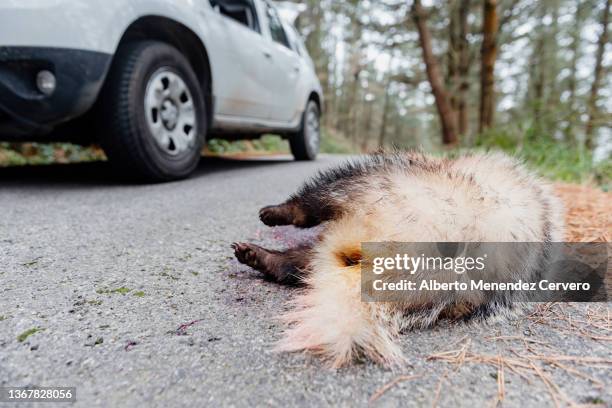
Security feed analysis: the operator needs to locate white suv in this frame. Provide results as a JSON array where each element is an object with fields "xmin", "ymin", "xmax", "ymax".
[{"xmin": 0, "ymin": 0, "xmax": 323, "ymax": 181}]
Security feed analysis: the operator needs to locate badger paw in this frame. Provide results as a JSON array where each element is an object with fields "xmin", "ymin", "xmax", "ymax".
[
  {"xmin": 232, "ymin": 242, "xmax": 270, "ymax": 273},
  {"xmin": 259, "ymin": 205, "xmax": 294, "ymax": 227}
]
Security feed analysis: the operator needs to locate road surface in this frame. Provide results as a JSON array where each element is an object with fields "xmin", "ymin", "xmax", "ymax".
[{"xmin": 0, "ymin": 155, "xmax": 609, "ymax": 407}]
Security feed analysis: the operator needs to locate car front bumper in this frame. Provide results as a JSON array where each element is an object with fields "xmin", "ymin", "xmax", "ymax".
[{"xmin": 0, "ymin": 47, "xmax": 112, "ymax": 138}]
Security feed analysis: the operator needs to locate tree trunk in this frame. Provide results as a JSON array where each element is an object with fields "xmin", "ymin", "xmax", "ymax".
[
  {"xmin": 457, "ymin": 0, "xmax": 471, "ymax": 136},
  {"xmin": 479, "ymin": 0, "xmax": 499, "ymax": 133},
  {"xmin": 585, "ymin": 0, "xmax": 610, "ymax": 149},
  {"xmin": 529, "ymin": 3, "xmax": 547, "ymax": 122},
  {"xmin": 447, "ymin": 2, "xmax": 459, "ymax": 114},
  {"xmin": 345, "ymin": 60, "xmax": 362, "ymax": 141},
  {"xmin": 411, "ymin": 0, "xmax": 458, "ymax": 145},
  {"xmin": 361, "ymin": 98, "xmax": 374, "ymax": 152},
  {"xmin": 378, "ymin": 76, "xmax": 392, "ymax": 148},
  {"xmin": 565, "ymin": 1, "xmax": 587, "ymax": 142},
  {"xmin": 567, "ymin": 2, "xmax": 586, "ymax": 110},
  {"xmin": 303, "ymin": 0, "xmax": 329, "ymax": 112},
  {"xmin": 325, "ymin": 33, "xmax": 337, "ymax": 129},
  {"xmin": 341, "ymin": 2, "xmax": 363, "ymax": 140},
  {"xmin": 546, "ymin": 5, "xmax": 562, "ymax": 113}
]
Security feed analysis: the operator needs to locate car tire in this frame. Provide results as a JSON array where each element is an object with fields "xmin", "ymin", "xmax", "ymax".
[
  {"xmin": 96, "ymin": 41, "xmax": 206, "ymax": 181},
  {"xmin": 289, "ymin": 100, "xmax": 320, "ymax": 161}
]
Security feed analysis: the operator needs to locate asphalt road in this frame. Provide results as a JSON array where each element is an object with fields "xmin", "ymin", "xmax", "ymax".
[{"xmin": 0, "ymin": 155, "xmax": 609, "ymax": 407}]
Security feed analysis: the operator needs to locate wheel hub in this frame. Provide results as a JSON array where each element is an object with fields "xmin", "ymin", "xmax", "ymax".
[
  {"xmin": 144, "ymin": 68, "xmax": 196, "ymax": 156},
  {"xmin": 160, "ymin": 99, "xmax": 179, "ymax": 130},
  {"xmin": 306, "ymin": 105, "xmax": 320, "ymax": 153}
]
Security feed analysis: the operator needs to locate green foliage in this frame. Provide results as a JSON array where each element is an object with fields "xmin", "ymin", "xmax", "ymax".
[
  {"xmin": 320, "ymin": 128, "xmax": 357, "ymax": 154},
  {"xmin": 17, "ymin": 327, "xmax": 42, "ymax": 342},
  {"xmin": 255, "ymin": 135, "xmax": 288, "ymax": 152},
  {"xmin": 474, "ymin": 128, "xmax": 518, "ymax": 151},
  {"xmin": 113, "ymin": 287, "xmax": 132, "ymax": 295},
  {"xmin": 593, "ymin": 160, "xmax": 612, "ymax": 192},
  {"xmin": 96, "ymin": 287, "xmax": 132, "ymax": 295},
  {"xmin": 473, "ymin": 127, "xmax": 610, "ymax": 187},
  {"xmin": 0, "ymin": 143, "xmax": 105, "ymax": 167},
  {"xmin": 206, "ymin": 138, "xmax": 235, "ymax": 154},
  {"xmin": 0, "ymin": 147, "xmax": 27, "ymax": 166},
  {"xmin": 207, "ymin": 131, "xmax": 357, "ymax": 155},
  {"xmin": 206, "ymin": 135, "xmax": 289, "ymax": 155}
]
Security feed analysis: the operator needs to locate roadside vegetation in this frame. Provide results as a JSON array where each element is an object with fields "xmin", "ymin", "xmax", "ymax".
[
  {"xmin": 0, "ymin": 128, "xmax": 355, "ymax": 166},
  {"xmin": 3, "ymin": 0, "xmax": 610, "ymax": 189},
  {"xmin": 1, "ymin": 1, "xmax": 609, "ymax": 190},
  {"xmin": 0, "ymin": 142, "xmax": 106, "ymax": 167},
  {"xmin": 473, "ymin": 127, "xmax": 611, "ymax": 190},
  {"xmin": 1, "ymin": 126, "xmax": 609, "ymax": 191}
]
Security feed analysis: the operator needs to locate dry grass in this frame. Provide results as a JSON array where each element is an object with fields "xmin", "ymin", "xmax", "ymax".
[
  {"xmin": 554, "ymin": 183, "xmax": 611, "ymax": 243},
  {"xmin": 526, "ymin": 303, "xmax": 612, "ymax": 342},
  {"xmin": 368, "ymin": 374, "xmax": 423, "ymax": 404},
  {"xmin": 427, "ymin": 334, "xmax": 611, "ymax": 407},
  {"xmin": 368, "ymin": 291, "xmax": 610, "ymax": 405},
  {"xmin": 367, "ymin": 287, "xmax": 610, "ymax": 404}
]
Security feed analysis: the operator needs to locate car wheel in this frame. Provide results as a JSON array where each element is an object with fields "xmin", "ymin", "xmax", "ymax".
[
  {"xmin": 289, "ymin": 100, "xmax": 320, "ymax": 161},
  {"xmin": 97, "ymin": 41, "xmax": 206, "ymax": 181}
]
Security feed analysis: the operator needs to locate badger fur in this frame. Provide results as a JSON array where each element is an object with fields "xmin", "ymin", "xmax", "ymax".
[{"xmin": 232, "ymin": 151, "xmax": 564, "ymax": 367}]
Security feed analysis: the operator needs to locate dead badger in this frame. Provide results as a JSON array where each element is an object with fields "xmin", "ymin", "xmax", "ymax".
[{"xmin": 232, "ymin": 151, "xmax": 564, "ymax": 367}]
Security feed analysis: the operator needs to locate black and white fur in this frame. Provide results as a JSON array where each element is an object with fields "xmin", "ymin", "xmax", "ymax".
[{"xmin": 233, "ymin": 151, "xmax": 564, "ymax": 367}]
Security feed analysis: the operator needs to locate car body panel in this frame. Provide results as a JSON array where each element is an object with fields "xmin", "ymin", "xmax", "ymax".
[
  {"xmin": 0, "ymin": 0, "xmax": 323, "ymax": 139},
  {"xmin": 202, "ymin": 7, "xmax": 272, "ymax": 120},
  {"xmin": 0, "ymin": 0, "xmax": 204, "ymax": 54}
]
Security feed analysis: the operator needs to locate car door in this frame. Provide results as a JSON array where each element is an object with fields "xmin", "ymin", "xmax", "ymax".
[
  {"xmin": 260, "ymin": 1, "xmax": 302, "ymax": 123},
  {"xmin": 203, "ymin": 0, "xmax": 273, "ymax": 120}
]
